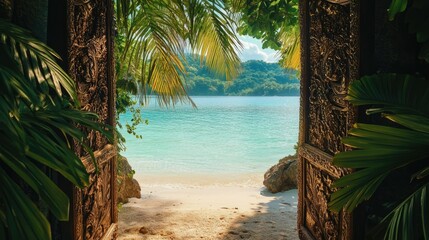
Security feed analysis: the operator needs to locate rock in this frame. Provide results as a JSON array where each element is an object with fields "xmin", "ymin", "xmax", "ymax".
[
  {"xmin": 263, "ymin": 155, "xmax": 298, "ymax": 193},
  {"xmin": 139, "ymin": 227, "xmax": 150, "ymax": 235},
  {"xmin": 117, "ymin": 155, "xmax": 141, "ymax": 203}
]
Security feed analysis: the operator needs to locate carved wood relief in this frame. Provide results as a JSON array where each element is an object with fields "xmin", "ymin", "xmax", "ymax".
[
  {"xmin": 304, "ymin": 161, "xmax": 340, "ymax": 240},
  {"xmin": 68, "ymin": 0, "xmax": 110, "ymax": 154},
  {"xmin": 67, "ymin": 0, "xmax": 117, "ymax": 239},
  {"xmin": 298, "ymin": 0, "xmax": 359, "ymax": 239},
  {"xmin": 83, "ymin": 161, "xmax": 112, "ymax": 239},
  {"xmin": 71, "ymin": 146, "xmax": 116, "ymax": 240},
  {"xmin": 307, "ymin": 0, "xmax": 350, "ymax": 156}
]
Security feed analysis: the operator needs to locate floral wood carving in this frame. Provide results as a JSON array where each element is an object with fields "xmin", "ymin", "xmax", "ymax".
[
  {"xmin": 304, "ymin": 161, "xmax": 340, "ymax": 240},
  {"xmin": 307, "ymin": 0, "xmax": 351, "ymax": 156},
  {"xmin": 83, "ymin": 162, "xmax": 112, "ymax": 239},
  {"xmin": 298, "ymin": 0, "xmax": 359, "ymax": 239},
  {"xmin": 67, "ymin": 0, "xmax": 116, "ymax": 239},
  {"xmin": 68, "ymin": 0, "xmax": 109, "ymax": 155}
]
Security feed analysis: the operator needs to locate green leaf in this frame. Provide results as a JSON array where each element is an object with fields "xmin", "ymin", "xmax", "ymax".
[
  {"xmin": 269, "ymin": 0, "xmax": 281, "ymax": 7},
  {"xmin": 330, "ymin": 172, "xmax": 385, "ymax": 212},
  {"xmin": 346, "ymin": 74, "xmax": 429, "ymax": 117},
  {"xmin": 330, "ymin": 121, "xmax": 429, "ymax": 212},
  {"xmin": 331, "ymin": 72, "xmax": 429, "ymax": 238},
  {"xmin": 0, "ymin": 19, "xmax": 78, "ymax": 102},
  {"xmin": 25, "ymin": 162, "xmax": 70, "ymax": 220},
  {"xmin": 116, "ymin": 0, "xmax": 242, "ymax": 106},
  {"xmin": 0, "ymin": 168, "xmax": 51, "ymax": 240},
  {"xmin": 1, "ymin": 20, "xmax": 114, "ymax": 239},
  {"xmin": 388, "ymin": 0, "xmax": 408, "ymax": 20},
  {"xmin": 385, "ymin": 114, "xmax": 429, "ymax": 134},
  {"xmin": 382, "ymin": 184, "xmax": 428, "ymax": 240}
]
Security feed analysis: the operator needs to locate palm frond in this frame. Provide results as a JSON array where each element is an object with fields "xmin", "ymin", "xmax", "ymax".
[
  {"xmin": 0, "ymin": 167, "xmax": 52, "ymax": 240},
  {"xmin": 191, "ymin": 0, "xmax": 242, "ymax": 81},
  {"xmin": 116, "ymin": 0, "xmax": 242, "ymax": 106},
  {"xmin": 0, "ymin": 19, "xmax": 77, "ymax": 102},
  {"xmin": 330, "ymin": 73, "xmax": 429, "ymax": 239},
  {"xmin": 382, "ymin": 183, "xmax": 428, "ymax": 240},
  {"xmin": 0, "ymin": 21, "xmax": 113, "ymax": 239},
  {"xmin": 385, "ymin": 114, "xmax": 429, "ymax": 134},
  {"xmin": 118, "ymin": 0, "xmax": 192, "ymax": 106},
  {"xmin": 329, "ymin": 123, "xmax": 429, "ymax": 212},
  {"xmin": 347, "ymin": 73, "xmax": 429, "ymax": 116},
  {"xmin": 224, "ymin": 0, "xmax": 246, "ymax": 11},
  {"xmin": 388, "ymin": 0, "xmax": 408, "ymax": 20},
  {"xmin": 280, "ymin": 26, "xmax": 300, "ymax": 70}
]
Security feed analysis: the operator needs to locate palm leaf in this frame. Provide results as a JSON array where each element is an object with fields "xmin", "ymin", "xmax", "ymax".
[
  {"xmin": 280, "ymin": 25, "xmax": 300, "ymax": 70},
  {"xmin": 346, "ymin": 73, "xmax": 429, "ymax": 116},
  {"xmin": 0, "ymin": 19, "xmax": 77, "ymax": 101},
  {"xmin": 1, "ymin": 21, "xmax": 114, "ymax": 239},
  {"xmin": 116, "ymin": 0, "xmax": 242, "ymax": 106},
  {"xmin": 329, "ymin": 123, "xmax": 429, "ymax": 212},
  {"xmin": 382, "ymin": 183, "xmax": 428, "ymax": 240},
  {"xmin": 330, "ymin": 73, "xmax": 429, "ymax": 239},
  {"xmin": 190, "ymin": 0, "xmax": 242, "ymax": 81},
  {"xmin": 0, "ymin": 168, "xmax": 52, "ymax": 240},
  {"xmin": 118, "ymin": 0, "xmax": 191, "ymax": 106},
  {"xmin": 385, "ymin": 114, "xmax": 429, "ymax": 134},
  {"xmin": 388, "ymin": 0, "xmax": 408, "ymax": 20}
]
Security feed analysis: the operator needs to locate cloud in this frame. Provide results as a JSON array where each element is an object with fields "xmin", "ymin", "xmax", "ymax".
[{"xmin": 239, "ymin": 41, "xmax": 280, "ymax": 63}]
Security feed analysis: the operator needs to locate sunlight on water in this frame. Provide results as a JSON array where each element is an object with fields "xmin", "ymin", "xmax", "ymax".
[{"xmin": 118, "ymin": 96, "xmax": 299, "ymax": 175}]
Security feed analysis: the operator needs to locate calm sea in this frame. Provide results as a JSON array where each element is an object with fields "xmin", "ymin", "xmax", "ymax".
[{"xmin": 118, "ymin": 96, "xmax": 299, "ymax": 176}]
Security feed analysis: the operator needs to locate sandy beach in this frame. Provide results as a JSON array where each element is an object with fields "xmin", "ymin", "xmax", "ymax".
[{"xmin": 118, "ymin": 174, "xmax": 298, "ymax": 240}]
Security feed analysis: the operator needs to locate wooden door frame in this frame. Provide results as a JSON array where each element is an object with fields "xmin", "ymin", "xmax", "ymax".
[
  {"xmin": 48, "ymin": 0, "xmax": 118, "ymax": 239},
  {"xmin": 297, "ymin": 0, "xmax": 361, "ymax": 239},
  {"xmin": 67, "ymin": 0, "xmax": 117, "ymax": 239}
]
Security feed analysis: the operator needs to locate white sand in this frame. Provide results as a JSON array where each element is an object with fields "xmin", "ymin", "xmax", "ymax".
[{"xmin": 118, "ymin": 174, "xmax": 298, "ymax": 240}]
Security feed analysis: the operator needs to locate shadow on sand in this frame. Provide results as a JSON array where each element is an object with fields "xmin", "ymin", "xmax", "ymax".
[
  {"xmin": 220, "ymin": 188, "xmax": 298, "ymax": 240},
  {"xmin": 117, "ymin": 192, "xmax": 179, "ymax": 239},
  {"xmin": 118, "ymin": 188, "xmax": 298, "ymax": 240}
]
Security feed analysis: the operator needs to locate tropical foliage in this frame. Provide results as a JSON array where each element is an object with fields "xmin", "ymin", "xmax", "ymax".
[
  {"xmin": 114, "ymin": 0, "xmax": 300, "ymax": 109},
  {"xmin": 184, "ymin": 56, "xmax": 299, "ymax": 96},
  {"xmin": 228, "ymin": 0, "xmax": 300, "ymax": 69},
  {"xmin": 0, "ymin": 20, "xmax": 112, "ymax": 239},
  {"xmin": 329, "ymin": 74, "xmax": 429, "ymax": 239},
  {"xmin": 329, "ymin": 1, "xmax": 429, "ymax": 239},
  {"xmin": 115, "ymin": 0, "xmax": 242, "ymax": 106}
]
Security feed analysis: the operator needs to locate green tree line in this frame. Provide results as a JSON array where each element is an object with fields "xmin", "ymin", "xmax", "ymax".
[{"xmin": 184, "ymin": 55, "xmax": 299, "ymax": 96}]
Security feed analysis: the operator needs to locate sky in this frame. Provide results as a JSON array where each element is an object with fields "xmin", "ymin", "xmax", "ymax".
[{"xmin": 238, "ymin": 35, "xmax": 280, "ymax": 63}]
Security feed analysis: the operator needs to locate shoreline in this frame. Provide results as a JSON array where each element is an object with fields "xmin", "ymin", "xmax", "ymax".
[
  {"xmin": 118, "ymin": 172, "xmax": 299, "ymax": 240},
  {"xmin": 133, "ymin": 172, "xmax": 264, "ymax": 187}
]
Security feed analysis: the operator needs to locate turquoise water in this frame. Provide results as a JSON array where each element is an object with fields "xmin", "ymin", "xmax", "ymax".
[{"xmin": 118, "ymin": 96, "xmax": 299, "ymax": 175}]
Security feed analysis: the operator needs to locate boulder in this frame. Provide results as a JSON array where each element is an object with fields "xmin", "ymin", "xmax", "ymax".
[
  {"xmin": 117, "ymin": 155, "xmax": 141, "ymax": 203},
  {"xmin": 263, "ymin": 155, "xmax": 298, "ymax": 193}
]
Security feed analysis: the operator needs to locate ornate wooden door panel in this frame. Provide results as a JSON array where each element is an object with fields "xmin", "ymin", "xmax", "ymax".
[
  {"xmin": 66, "ymin": 0, "xmax": 117, "ymax": 239},
  {"xmin": 298, "ymin": 0, "xmax": 360, "ymax": 239}
]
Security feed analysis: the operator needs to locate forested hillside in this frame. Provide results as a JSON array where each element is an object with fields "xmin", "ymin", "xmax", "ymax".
[{"xmin": 184, "ymin": 56, "xmax": 299, "ymax": 96}]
